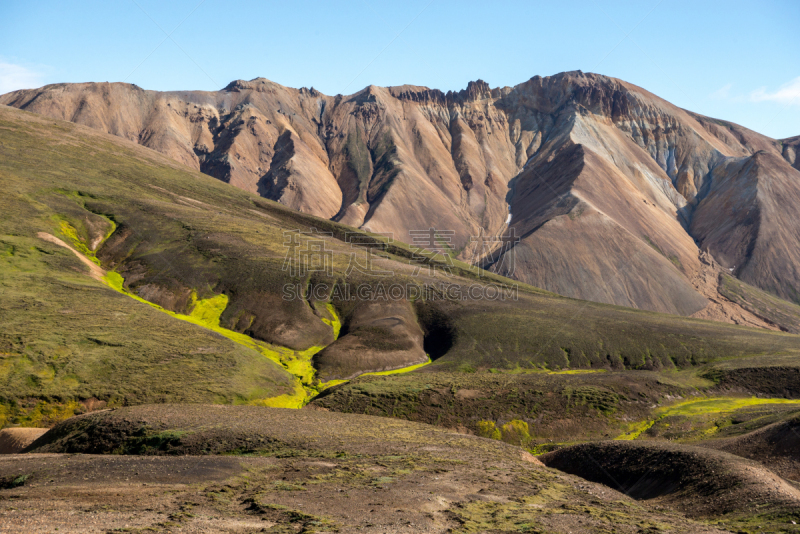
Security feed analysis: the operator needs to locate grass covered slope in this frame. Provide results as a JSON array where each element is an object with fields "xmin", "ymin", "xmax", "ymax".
[
  {"xmin": 0, "ymin": 217, "xmax": 297, "ymax": 426},
  {"xmin": 312, "ymin": 367, "xmax": 800, "ymax": 445},
  {"xmin": 719, "ymin": 272, "xmax": 800, "ymax": 333},
  {"xmin": 0, "ymin": 107, "xmax": 321, "ymax": 422},
  {"xmin": 421, "ymin": 293, "xmax": 800, "ymax": 372},
  {"xmin": 2, "ymin": 103, "xmax": 800, "ymax": 428}
]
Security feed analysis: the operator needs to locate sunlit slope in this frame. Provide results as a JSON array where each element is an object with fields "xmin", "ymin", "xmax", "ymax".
[
  {"xmin": 2, "ymin": 105, "xmax": 800, "ymax": 426},
  {"xmin": 6, "ymin": 73, "xmax": 800, "ymax": 321}
]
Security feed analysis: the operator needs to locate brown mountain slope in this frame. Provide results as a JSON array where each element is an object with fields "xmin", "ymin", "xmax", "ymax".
[
  {"xmin": 692, "ymin": 151, "xmax": 800, "ymax": 302},
  {"xmin": 3, "ymin": 72, "xmax": 799, "ymax": 319},
  {"xmin": 782, "ymin": 134, "xmax": 800, "ymax": 171}
]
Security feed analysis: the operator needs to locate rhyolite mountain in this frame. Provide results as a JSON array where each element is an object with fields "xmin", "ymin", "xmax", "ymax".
[
  {"xmin": 5, "ymin": 106, "xmax": 800, "ymax": 534},
  {"xmin": 4, "ymin": 71, "xmax": 800, "ymax": 324}
]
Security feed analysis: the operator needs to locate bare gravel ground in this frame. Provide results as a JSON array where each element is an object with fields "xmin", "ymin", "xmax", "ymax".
[{"xmin": 0, "ymin": 405, "xmax": 730, "ymax": 533}]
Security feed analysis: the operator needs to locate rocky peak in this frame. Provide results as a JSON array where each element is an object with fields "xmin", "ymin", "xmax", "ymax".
[
  {"xmin": 389, "ymin": 85, "xmax": 446, "ymax": 105},
  {"xmin": 299, "ymin": 86, "xmax": 321, "ymax": 97},
  {"xmin": 449, "ymin": 79, "xmax": 492, "ymax": 102},
  {"xmin": 223, "ymin": 78, "xmax": 278, "ymax": 94},
  {"xmin": 391, "ymin": 80, "xmax": 494, "ymax": 106}
]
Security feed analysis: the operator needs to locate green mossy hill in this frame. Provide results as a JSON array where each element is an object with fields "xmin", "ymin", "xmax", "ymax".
[
  {"xmin": 3, "ymin": 105, "xmax": 800, "ymax": 425},
  {"xmin": 312, "ymin": 370, "xmax": 699, "ymax": 443},
  {"xmin": 313, "ymin": 367, "xmax": 800, "ymax": 450},
  {"xmin": 424, "ymin": 294, "xmax": 800, "ymax": 372},
  {"xmin": 0, "ymin": 232, "xmax": 297, "ymax": 426}
]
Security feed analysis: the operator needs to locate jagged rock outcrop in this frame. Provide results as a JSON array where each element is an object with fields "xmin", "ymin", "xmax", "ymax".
[{"xmin": 4, "ymin": 72, "xmax": 798, "ymax": 318}]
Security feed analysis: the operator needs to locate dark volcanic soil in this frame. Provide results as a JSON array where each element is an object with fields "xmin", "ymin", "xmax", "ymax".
[
  {"xmin": 2, "ymin": 405, "xmax": 729, "ymax": 533},
  {"xmin": 541, "ymin": 440, "xmax": 800, "ymax": 532},
  {"xmin": 701, "ymin": 412, "xmax": 800, "ymax": 482}
]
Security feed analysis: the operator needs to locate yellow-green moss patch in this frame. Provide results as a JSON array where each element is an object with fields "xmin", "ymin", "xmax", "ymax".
[
  {"xmin": 616, "ymin": 397, "xmax": 800, "ymax": 440},
  {"xmin": 361, "ymin": 357, "xmax": 432, "ymax": 377}
]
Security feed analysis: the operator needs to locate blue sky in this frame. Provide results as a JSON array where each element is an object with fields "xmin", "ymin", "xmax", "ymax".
[{"xmin": 1, "ymin": 0, "xmax": 798, "ymax": 138}]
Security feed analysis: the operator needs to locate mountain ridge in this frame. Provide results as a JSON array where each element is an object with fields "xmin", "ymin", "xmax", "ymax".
[{"xmin": 4, "ymin": 71, "xmax": 799, "ymax": 324}]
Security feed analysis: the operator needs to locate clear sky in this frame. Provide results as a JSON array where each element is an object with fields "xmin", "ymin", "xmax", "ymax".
[{"xmin": 1, "ymin": 0, "xmax": 798, "ymax": 138}]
